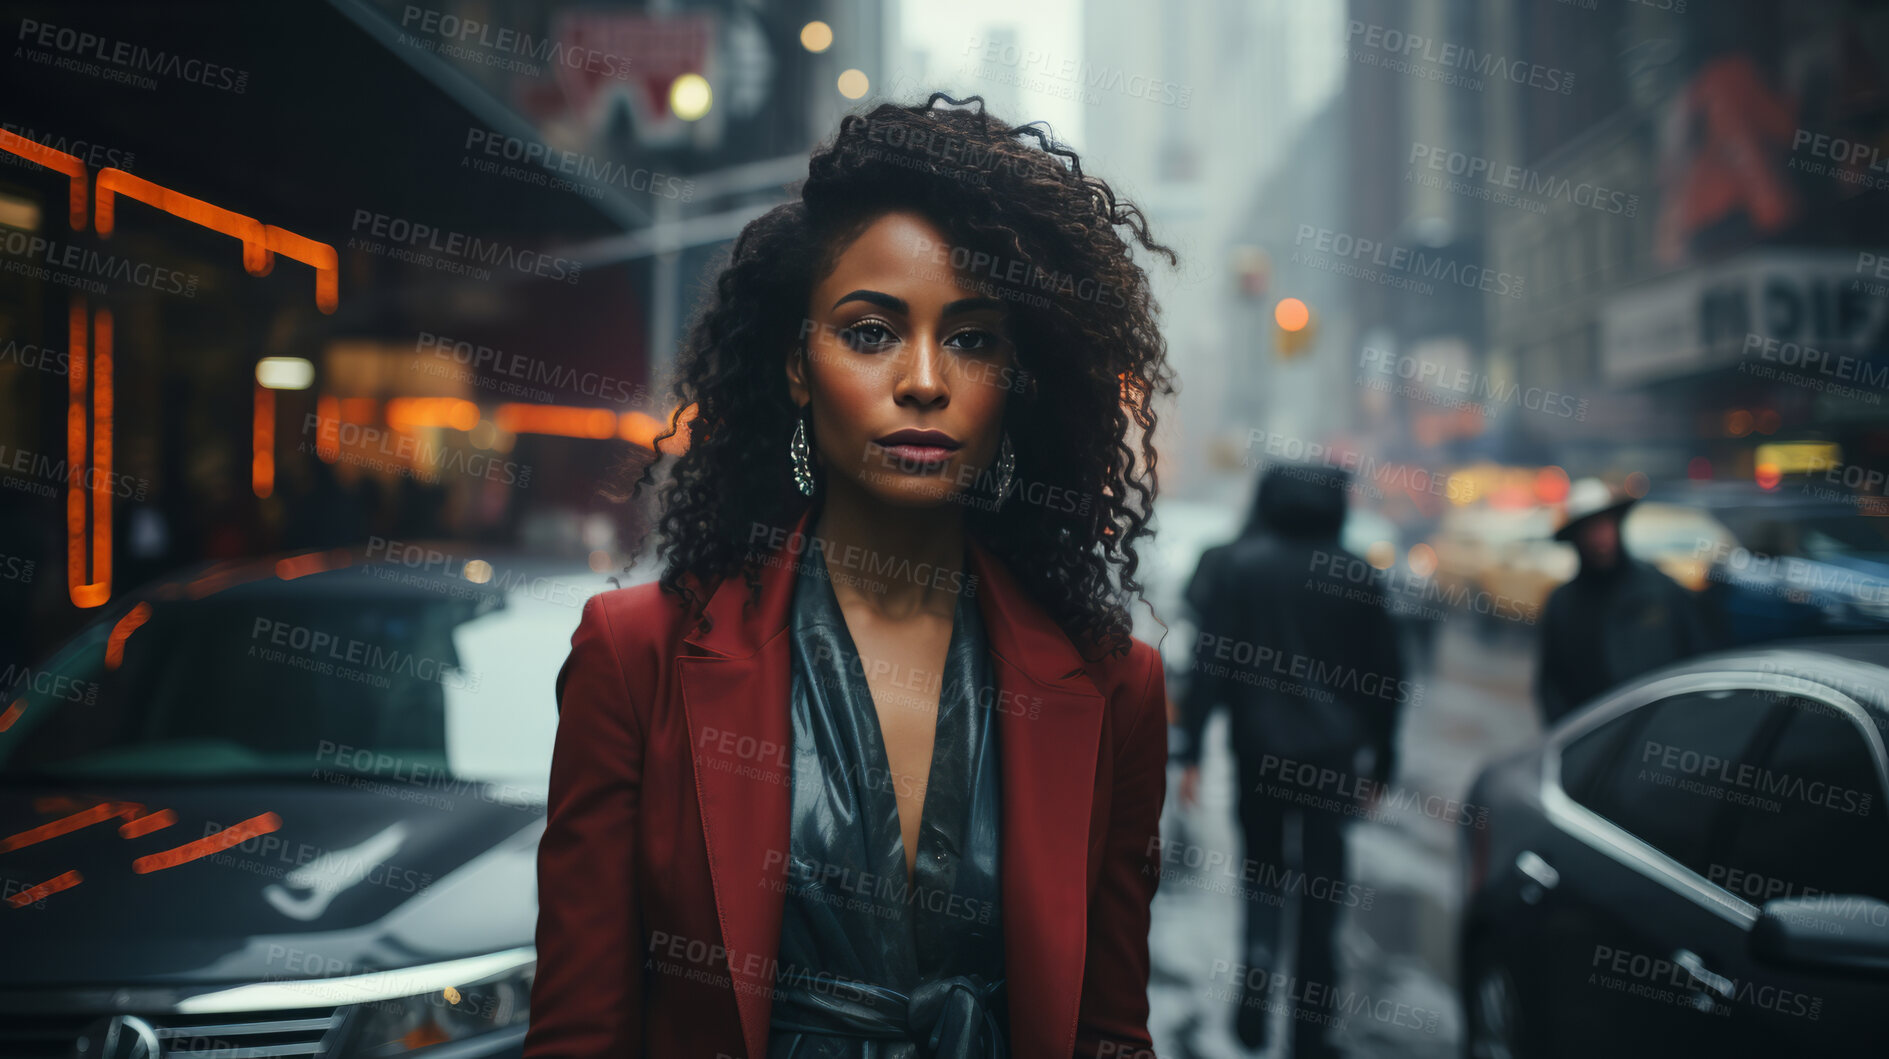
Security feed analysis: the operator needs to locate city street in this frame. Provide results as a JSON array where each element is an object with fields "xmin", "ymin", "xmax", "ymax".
[
  {"xmin": 2, "ymin": 3, "xmax": 1885, "ymax": 1055},
  {"xmin": 1151, "ymin": 617, "xmax": 1543, "ymax": 1059}
]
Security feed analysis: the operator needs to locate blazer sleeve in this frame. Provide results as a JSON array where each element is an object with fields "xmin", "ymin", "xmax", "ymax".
[
  {"xmin": 1074, "ymin": 645, "xmax": 1170, "ymax": 1058},
  {"xmin": 525, "ymin": 594, "xmax": 646, "ymax": 1058}
]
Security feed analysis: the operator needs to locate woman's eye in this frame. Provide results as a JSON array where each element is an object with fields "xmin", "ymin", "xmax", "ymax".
[
  {"xmin": 946, "ymin": 329, "xmax": 1000, "ymax": 352},
  {"xmin": 839, "ymin": 321, "xmax": 895, "ymax": 351}
]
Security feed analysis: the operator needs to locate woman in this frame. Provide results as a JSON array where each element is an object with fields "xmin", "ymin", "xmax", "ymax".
[{"xmin": 525, "ymin": 94, "xmax": 1176, "ymax": 1059}]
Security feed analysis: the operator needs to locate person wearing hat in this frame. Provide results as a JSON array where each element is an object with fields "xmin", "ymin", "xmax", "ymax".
[{"xmin": 1534, "ymin": 478, "xmax": 1711, "ymax": 726}]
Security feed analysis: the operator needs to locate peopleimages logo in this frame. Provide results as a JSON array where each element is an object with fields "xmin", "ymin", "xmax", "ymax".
[
  {"xmin": 462, "ymin": 128, "xmax": 693, "ymax": 202},
  {"xmin": 348, "ymin": 210, "xmax": 581, "ymax": 285},
  {"xmin": 0, "ymin": 443, "xmax": 150, "ymax": 500},
  {"xmin": 17, "ymin": 19, "xmax": 249, "ymax": 93},
  {"xmin": 1240, "ymin": 430, "xmax": 1476, "ymax": 505},
  {"xmin": 1205, "ymin": 961, "xmax": 1442, "ymax": 1035},
  {"xmin": 1344, "ymin": 20, "xmax": 1574, "ymax": 95},
  {"xmin": 960, "ymin": 34, "xmax": 1193, "ymax": 109},
  {"xmin": 1309, "ymin": 548, "xmax": 1539, "ymax": 625},
  {"xmin": 249, "ymin": 616, "xmax": 480, "ymax": 692},
  {"xmin": 761, "ymin": 848, "xmax": 995, "ymax": 925},
  {"xmin": 1146, "ymin": 837, "xmax": 1378, "ymax": 910},
  {"xmin": 1359, "ymin": 346, "xmax": 1587, "ymax": 420},
  {"xmin": 1739, "ymin": 333, "xmax": 1889, "ymax": 397},
  {"xmin": 1703, "ymin": 864, "xmax": 1889, "ymax": 925},
  {"xmin": 0, "ymin": 122, "xmax": 135, "ymax": 171},
  {"xmin": 0, "ymin": 663, "xmax": 97, "ymax": 705},
  {"xmin": 399, "ymin": 6, "xmax": 634, "ymax": 79},
  {"xmin": 1293, "ymin": 224, "xmax": 1525, "ymax": 299},
  {"xmin": 0, "ymin": 339, "xmax": 70, "ymax": 376},
  {"xmin": 1407, "ymin": 143, "xmax": 1637, "ymax": 216},
  {"xmin": 1691, "ymin": 538, "xmax": 1889, "ymax": 605},
  {"xmin": 746, "ymin": 522, "xmax": 980, "ymax": 597},
  {"xmin": 861, "ymin": 120, "xmax": 1060, "ymax": 183},
  {"xmin": 906, "ymin": 234, "xmax": 1131, "ymax": 309},
  {"xmin": 201, "ymin": 820, "xmax": 434, "ymax": 894},
  {"xmin": 1640, "ymin": 739, "xmax": 1874, "ymax": 816},
  {"xmin": 1590, "ymin": 944, "xmax": 1822, "ymax": 1021},
  {"xmin": 0, "ymin": 230, "xmax": 199, "ymax": 298},
  {"xmin": 1192, "ymin": 633, "xmax": 1424, "ymax": 706}
]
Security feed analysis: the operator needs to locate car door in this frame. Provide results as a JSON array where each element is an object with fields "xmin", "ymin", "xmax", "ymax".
[
  {"xmin": 1692, "ymin": 690, "xmax": 1889, "ymax": 1051},
  {"xmin": 1522, "ymin": 678, "xmax": 1785, "ymax": 1057}
]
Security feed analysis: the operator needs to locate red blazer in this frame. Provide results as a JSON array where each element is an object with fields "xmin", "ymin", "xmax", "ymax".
[{"xmin": 524, "ymin": 510, "xmax": 1170, "ymax": 1058}]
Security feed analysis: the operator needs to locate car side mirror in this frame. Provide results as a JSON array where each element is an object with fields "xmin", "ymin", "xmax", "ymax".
[{"xmin": 1750, "ymin": 896, "xmax": 1889, "ymax": 978}]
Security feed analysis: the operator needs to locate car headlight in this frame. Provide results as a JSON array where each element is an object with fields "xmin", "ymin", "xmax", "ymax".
[
  {"xmin": 173, "ymin": 948, "xmax": 535, "ymax": 1055},
  {"xmin": 345, "ymin": 958, "xmax": 533, "ymax": 1054}
]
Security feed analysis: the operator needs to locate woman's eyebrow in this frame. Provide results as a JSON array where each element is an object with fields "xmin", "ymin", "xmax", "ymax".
[
  {"xmin": 943, "ymin": 296, "xmax": 1006, "ymax": 316},
  {"xmin": 831, "ymin": 289, "xmax": 906, "ymax": 313}
]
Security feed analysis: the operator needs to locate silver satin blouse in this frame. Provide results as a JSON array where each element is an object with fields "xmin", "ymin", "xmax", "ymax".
[{"xmin": 765, "ymin": 536, "xmax": 1007, "ymax": 1059}]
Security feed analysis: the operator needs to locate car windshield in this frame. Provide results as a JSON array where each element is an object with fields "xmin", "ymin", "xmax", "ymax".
[
  {"xmin": 1716, "ymin": 509, "xmax": 1889, "ymax": 562},
  {"xmin": 0, "ymin": 581, "xmax": 571, "ymax": 796},
  {"xmin": 1797, "ymin": 514, "xmax": 1889, "ymax": 560}
]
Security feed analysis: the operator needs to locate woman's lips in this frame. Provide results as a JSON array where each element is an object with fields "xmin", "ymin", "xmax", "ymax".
[
  {"xmin": 879, "ymin": 443, "xmax": 956, "ymax": 466},
  {"xmin": 874, "ymin": 429, "xmax": 960, "ymax": 469}
]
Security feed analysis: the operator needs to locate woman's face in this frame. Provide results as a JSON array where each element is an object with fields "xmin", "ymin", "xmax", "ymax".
[{"xmin": 789, "ymin": 210, "xmax": 1017, "ymax": 510}]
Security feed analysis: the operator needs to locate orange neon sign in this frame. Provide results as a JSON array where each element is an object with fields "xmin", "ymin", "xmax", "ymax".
[
  {"xmin": 105, "ymin": 601, "xmax": 152, "ymax": 670},
  {"xmin": 0, "ymin": 127, "xmax": 345, "ymax": 611},
  {"xmin": 94, "ymin": 168, "xmax": 338, "ymax": 313},
  {"xmin": 66, "ymin": 298, "xmax": 111, "ymax": 608},
  {"xmin": 119, "ymin": 809, "xmax": 177, "ymax": 839},
  {"xmin": 134, "ymin": 811, "xmax": 282, "ymax": 874},
  {"xmin": 0, "ymin": 127, "xmax": 88, "ymax": 229},
  {"xmin": 495, "ymin": 402, "xmax": 618, "ymax": 438},
  {"xmin": 0, "ymin": 801, "xmax": 135, "ymax": 853},
  {"xmin": 0, "ymin": 131, "xmax": 339, "ymax": 313},
  {"xmin": 6, "ymin": 870, "xmax": 82, "ymax": 907},
  {"xmin": 0, "ymin": 800, "xmax": 280, "ymax": 906},
  {"xmin": 253, "ymin": 383, "xmax": 275, "ymax": 498}
]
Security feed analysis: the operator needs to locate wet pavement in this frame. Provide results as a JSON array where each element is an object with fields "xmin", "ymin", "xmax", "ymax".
[{"xmin": 1150, "ymin": 618, "xmax": 1543, "ymax": 1058}]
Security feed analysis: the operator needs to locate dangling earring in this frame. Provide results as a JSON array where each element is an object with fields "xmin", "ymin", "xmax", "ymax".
[
  {"xmin": 790, "ymin": 408, "xmax": 816, "ymax": 496},
  {"xmin": 991, "ymin": 433, "xmax": 1015, "ymax": 508}
]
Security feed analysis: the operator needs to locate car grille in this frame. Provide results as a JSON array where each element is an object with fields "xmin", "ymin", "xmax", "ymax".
[{"xmin": 0, "ymin": 1005, "xmax": 343, "ymax": 1058}]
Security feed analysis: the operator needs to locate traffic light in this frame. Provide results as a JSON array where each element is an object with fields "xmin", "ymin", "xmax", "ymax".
[
  {"xmin": 1274, "ymin": 297, "xmax": 1315, "ymax": 357},
  {"xmin": 1232, "ymin": 246, "xmax": 1271, "ymax": 299}
]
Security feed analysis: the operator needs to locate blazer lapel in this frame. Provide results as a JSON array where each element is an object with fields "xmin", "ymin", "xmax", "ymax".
[
  {"xmin": 679, "ymin": 649, "xmax": 791, "ymax": 1059},
  {"xmin": 678, "ymin": 515, "xmax": 808, "ymax": 1059},
  {"xmin": 969, "ymin": 543, "xmax": 1106, "ymax": 1059}
]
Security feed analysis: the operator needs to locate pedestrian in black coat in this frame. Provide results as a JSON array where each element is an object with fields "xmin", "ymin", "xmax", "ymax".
[{"xmin": 1174, "ymin": 465, "xmax": 1409, "ymax": 1058}]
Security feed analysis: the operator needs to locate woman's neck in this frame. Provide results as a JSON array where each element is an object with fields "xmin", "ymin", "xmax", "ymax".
[{"xmin": 811, "ymin": 479, "xmax": 967, "ymax": 621}]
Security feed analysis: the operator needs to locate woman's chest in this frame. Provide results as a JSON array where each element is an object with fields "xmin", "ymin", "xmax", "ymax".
[{"xmin": 845, "ymin": 613, "xmax": 956, "ymax": 844}]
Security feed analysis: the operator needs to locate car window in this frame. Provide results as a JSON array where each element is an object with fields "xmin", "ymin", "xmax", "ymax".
[
  {"xmin": 0, "ymin": 584, "xmax": 564, "ymax": 795},
  {"xmin": 1572, "ymin": 688, "xmax": 1779, "ymax": 877},
  {"xmin": 1706, "ymin": 696, "xmax": 1889, "ymax": 905},
  {"xmin": 1559, "ymin": 707, "xmax": 1639, "ymax": 804}
]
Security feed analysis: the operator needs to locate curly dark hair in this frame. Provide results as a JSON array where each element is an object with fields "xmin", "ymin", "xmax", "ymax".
[{"xmin": 614, "ymin": 92, "xmax": 1176, "ymax": 658}]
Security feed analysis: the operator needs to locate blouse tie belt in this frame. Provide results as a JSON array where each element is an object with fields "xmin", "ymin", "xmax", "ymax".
[{"xmin": 769, "ymin": 968, "xmax": 1008, "ymax": 1059}]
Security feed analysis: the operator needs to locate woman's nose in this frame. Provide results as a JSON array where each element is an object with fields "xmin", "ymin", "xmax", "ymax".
[{"xmin": 894, "ymin": 339, "xmax": 949, "ymax": 408}]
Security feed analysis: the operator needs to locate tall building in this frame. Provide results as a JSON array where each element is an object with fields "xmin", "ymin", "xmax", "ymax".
[
  {"xmin": 1477, "ymin": 0, "xmax": 1889, "ymax": 481},
  {"xmin": 1084, "ymin": 0, "xmax": 1343, "ymax": 500},
  {"xmin": 1342, "ymin": 0, "xmax": 1504, "ymax": 478}
]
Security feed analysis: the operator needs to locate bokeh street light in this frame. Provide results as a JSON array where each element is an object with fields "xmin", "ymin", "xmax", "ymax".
[
  {"xmin": 670, "ymin": 73, "xmax": 712, "ymax": 121},
  {"xmin": 800, "ymin": 21, "xmax": 833, "ymax": 53}
]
